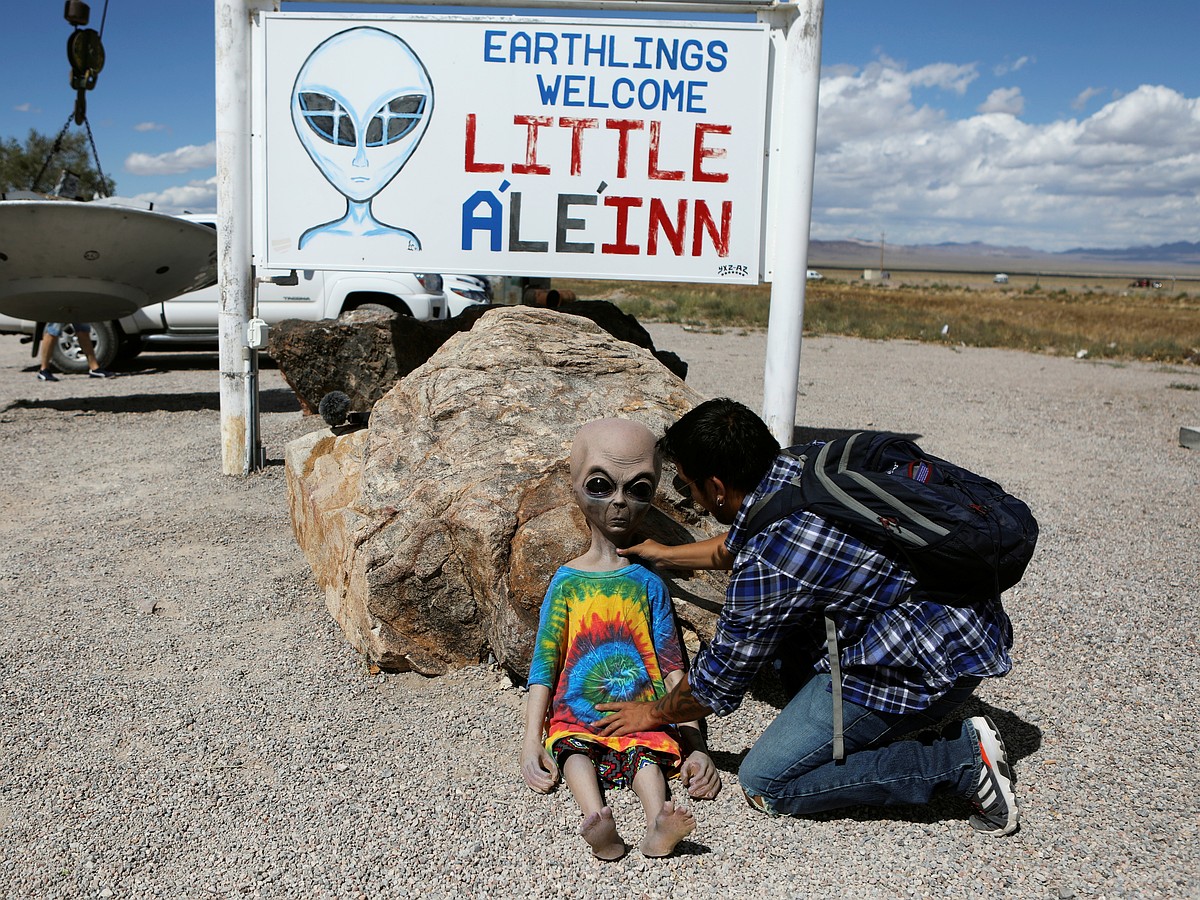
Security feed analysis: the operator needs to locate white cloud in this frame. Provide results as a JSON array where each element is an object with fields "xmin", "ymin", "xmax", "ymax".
[
  {"xmin": 1071, "ymin": 86, "xmax": 1105, "ymax": 112},
  {"xmin": 124, "ymin": 142, "xmax": 215, "ymax": 176},
  {"xmin": 14, "ymin": 102, "xmax": 37, "ymax": 113},
  {"xmin": 978, "ymin": 87, "xmax": 1024, "ymax": 116},
  {"xmin": 993, "ymin": 55, "xmax": 1032, "ymax": 77},
  {"xmin": 133, "ymin": 121, "xmax": 169, "ymax": 133},
  {"xmin": 812, "ymin": 59, "xmax": 1200, "ymax": 250},
  {"xmin": 817, "ymin": 59, "xmax": 976, "ymax": 141},
  {"xmin": 1082, "ymin": 84, "xmax": 1200, "ymax": 147},
  {"xmin": 133, "ymin": 176, "xmax": 217, "ymax": 215}
]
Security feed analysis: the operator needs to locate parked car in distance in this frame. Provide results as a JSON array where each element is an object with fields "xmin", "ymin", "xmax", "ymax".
[
  {"xmin": 443, "ymin": 273, "xmax": 493, "ymax": 317},
  {"xmin": 0, "ymin": 213, "xmax": 492, "ymax": 373},
  {"xmin": 806, "ymin": 269, "xmax": 823, "ymax": 281},
  {"xmin": 993, "ymin": 273, "xmax": 1010, "ymax": 284},
  {"xmin": 1129, "ymin": 278, "xmax": 1163, "ymax": 289}
]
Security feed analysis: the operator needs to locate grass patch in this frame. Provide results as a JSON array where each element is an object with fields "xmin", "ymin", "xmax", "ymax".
[
  {"xmin": 553, "ymin": 277, "xmax": 1200, "ymax": 366},
  {"xmin": 595, "ymin": 282, "xmax": 772, "ymax": 329}
]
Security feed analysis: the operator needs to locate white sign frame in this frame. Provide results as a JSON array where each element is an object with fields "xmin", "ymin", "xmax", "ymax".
[{"xmin": 252, "ymin": 12, "xmax": 771, "ymax": 284}]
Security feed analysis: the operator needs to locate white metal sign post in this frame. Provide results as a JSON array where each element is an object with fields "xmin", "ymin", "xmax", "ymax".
[
  {"xmin": 759, "ymin": 0, "xmax": 823, "ymax": 445},
  {"xmin": 215, "ymin": 0, "xmax": 822, "ymax": 474}
]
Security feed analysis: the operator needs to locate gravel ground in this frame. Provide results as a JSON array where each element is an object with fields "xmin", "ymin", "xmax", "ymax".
[{"xmin": 1, "ymin": 324, "xmax": 1197, "ymax": 899}]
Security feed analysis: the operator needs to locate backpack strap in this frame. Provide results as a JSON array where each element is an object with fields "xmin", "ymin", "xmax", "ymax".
[
  {"xmin": 742, "ymin": 442, "xmax": 849, "ymax": 763},
  {"xmin": 825, "ymin": 615, "xmax": 845, "ymax": 761},
  {"xmin": 741, "ymin": 443, "xmax": 815, "ymax": 538}
]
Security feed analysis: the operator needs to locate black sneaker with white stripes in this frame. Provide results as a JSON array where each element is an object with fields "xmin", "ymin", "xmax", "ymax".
[{"xmin": 967, "ymin": 715, "xmax": 1019, "ymax": 835}]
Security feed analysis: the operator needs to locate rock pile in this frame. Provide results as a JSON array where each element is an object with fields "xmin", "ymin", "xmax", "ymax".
[{"xmin": 285, "ymin": 306, "xmax": 725, "ymax": 678}]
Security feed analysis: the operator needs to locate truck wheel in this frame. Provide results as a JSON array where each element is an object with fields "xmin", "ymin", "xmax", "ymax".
[{"xmin": 49, "ymin": 321, "xmax": 119, "ymax": 374}]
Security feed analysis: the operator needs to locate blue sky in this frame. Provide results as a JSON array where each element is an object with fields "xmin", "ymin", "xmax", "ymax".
[{"xmin": 2, "ymin": 0, "xmax": 1197, "ymax": 252}]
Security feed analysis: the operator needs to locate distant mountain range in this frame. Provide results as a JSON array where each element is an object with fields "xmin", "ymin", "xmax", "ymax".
[
  {"xmin": 1058, "ymin": 240, "xmax": 1200, "ymax": 263},
  {"xmin": 809, "ymin": 238, "xmax": 1200, "ymax": 276}
]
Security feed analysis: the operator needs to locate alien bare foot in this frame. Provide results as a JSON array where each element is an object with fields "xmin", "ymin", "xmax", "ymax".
[
  {"xmin": 581, "ymin": 807, "xmax": 627, "ymax": 861},
  {"xmin": 640, "ymin": 801, "xmax": 696, "ymax": 858}
]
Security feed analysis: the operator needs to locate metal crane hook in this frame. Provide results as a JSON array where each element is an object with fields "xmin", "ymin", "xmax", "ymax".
[{"xmin": 65, "ymin": 2, "xmax": 106, "ymax": 125}]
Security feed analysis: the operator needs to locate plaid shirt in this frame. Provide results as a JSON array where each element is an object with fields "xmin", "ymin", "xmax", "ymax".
[{"xmin": 689, "ymin": 451, "xmax": 1013, "ymax": 717}]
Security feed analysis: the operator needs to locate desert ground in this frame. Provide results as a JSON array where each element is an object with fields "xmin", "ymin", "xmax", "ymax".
[{"xmin": 1, "ymin": 320, "xmax": 1197, "ymax": 899}]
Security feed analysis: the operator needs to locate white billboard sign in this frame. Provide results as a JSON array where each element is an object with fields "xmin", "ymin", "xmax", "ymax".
[{"xmin": 255, "ymin": 13, "xmax": 771, "ymax": 283}]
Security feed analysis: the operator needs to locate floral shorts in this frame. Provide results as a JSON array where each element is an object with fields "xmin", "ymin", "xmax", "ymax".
[{"xmin": 551, "ymin": 737, "xmax": 675, "ymax": 790}]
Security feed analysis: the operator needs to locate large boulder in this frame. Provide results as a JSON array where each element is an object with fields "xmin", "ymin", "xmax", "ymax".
[
  {"xmin": 286, "ymin": 305, "xmax": 725, "ymax": 678},
  {"xmin": 268, "ymin": 300, "xmax": 687, "ymax": 416}
]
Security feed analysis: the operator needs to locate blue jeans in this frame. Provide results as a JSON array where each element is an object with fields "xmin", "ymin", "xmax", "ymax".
[{"xmin": 738, "ymin": 672, "xmax": 983, "ymax": 816}]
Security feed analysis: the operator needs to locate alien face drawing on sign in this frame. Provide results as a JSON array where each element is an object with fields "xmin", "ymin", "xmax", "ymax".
[{"xmin": 290, "ymin": 27, "xmax": 433, "ymax": 252}]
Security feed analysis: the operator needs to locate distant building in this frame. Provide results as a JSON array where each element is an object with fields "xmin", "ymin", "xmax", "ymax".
[{"xmin": 862, "ymin": 269, "xmax": 890, "ymax": 281}]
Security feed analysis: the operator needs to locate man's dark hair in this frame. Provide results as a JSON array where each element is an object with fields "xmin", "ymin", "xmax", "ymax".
[{"xmin": 658, "ymin": 398, "xmax": 780, "ymax": 493}]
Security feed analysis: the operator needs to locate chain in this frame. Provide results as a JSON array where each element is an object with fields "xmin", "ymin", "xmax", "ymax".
[
  {"xmin": 28, "ymin": 113, "xmax": 108, "ymax": 197},
  {"xmin": 84, "ymin": 117, "xmax": 108, "ymax": 197},
  {"xmin": 29, "ymin": 115, "xmax": 75, "ymax": 194}
]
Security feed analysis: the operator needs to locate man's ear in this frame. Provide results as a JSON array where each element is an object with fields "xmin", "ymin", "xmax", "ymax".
[{"xmin": 705, "ymin": 475, "xmax": 729, "ymax": 505}]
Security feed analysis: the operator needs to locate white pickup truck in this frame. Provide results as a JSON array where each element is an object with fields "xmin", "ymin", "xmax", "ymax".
[{"xmin": 0, "ymin": 213, "xmax": 491, "ymax": 373}]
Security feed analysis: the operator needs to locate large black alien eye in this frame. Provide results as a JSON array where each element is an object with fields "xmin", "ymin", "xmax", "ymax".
[
  {"xmin": 365, "ymin": 94, "xmax": 427, "ymax": 147},
  {"xmin": 625, "ymin": 480, "xmax": 655, "ymax": 502},
  {"xmin": 299, "ymin": 92, "xmax": 356, "ymax": 146},
  {"xmin": 584, "ymin": 475, "xmax": 615, "ymax": 498}
]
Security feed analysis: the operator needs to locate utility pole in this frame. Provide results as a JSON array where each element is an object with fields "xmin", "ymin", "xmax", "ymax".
[{"xmin": 215, "ymin": 0, "xmax": 275, "ymax": 475}]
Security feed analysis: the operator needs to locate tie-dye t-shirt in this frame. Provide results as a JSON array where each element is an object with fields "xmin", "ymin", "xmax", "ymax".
[{"xmin": 527, "ymin": 564, "xmax": 685, "ymax": 767}]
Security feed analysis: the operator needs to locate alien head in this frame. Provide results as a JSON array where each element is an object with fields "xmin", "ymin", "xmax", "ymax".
[
  {"xmin": 291, "ymin": 27, "xmax": 432, "ymax": 203},
  {"xmin": 570, "ymin": 419, "xmax": 661, "ymax": 547}
]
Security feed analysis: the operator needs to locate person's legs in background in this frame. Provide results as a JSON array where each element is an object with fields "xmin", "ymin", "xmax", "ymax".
[
  {"xmin": 73, "ymin": 325, "xmax": 113, "ymax": 377},
  {"xmin": 37, "ymin": 323, "xmax": 113, "ymax": 380},
  {"xmin": 37, "ymin": 323, "xmax": 62, "ymax": 381}
]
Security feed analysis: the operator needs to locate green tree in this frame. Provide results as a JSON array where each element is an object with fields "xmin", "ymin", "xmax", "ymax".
[{"xmin": 0, "ymin": 128, "xmax": 116, "ymax": 198}]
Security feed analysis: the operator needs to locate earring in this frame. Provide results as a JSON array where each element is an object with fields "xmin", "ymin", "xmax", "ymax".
[{"xmin": 717, "ymin": 496, "xmax": 724, "ymax": 508}]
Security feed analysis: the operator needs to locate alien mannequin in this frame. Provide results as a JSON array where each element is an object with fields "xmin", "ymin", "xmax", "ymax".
[
  {"xmin": 520, "ymin": 419, "xmax": 721, "ymax": 860},
  {"xmin": 290, "ymin": 27, "xmax": 432, "ymax": 252}
]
